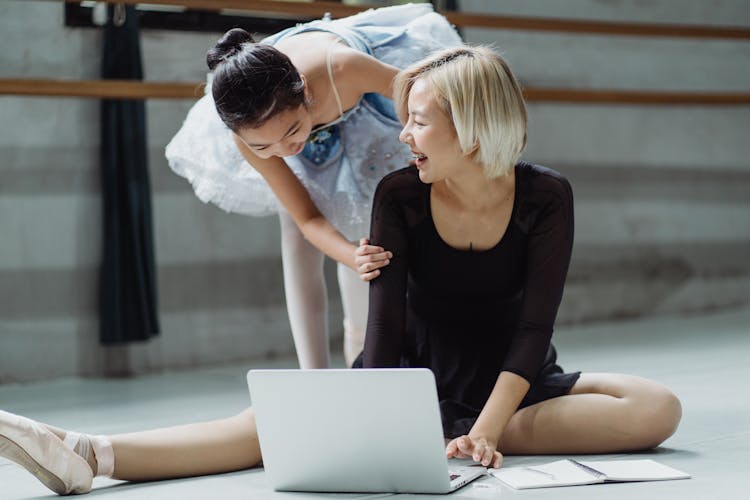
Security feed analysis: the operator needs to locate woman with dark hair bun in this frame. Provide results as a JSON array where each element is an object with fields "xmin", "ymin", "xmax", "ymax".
[
  {"xmin": 167, "ymin": 4, "xmax": 462, "ymax": 369},
  {"xmin": 205, "ymin": 29, "xmax": 307, "ymax": 131}
]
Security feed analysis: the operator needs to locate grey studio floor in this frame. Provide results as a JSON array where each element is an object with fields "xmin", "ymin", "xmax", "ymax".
[{"xmin": 2, "ymin": 308, "xmax": 748, "ymax": 500}]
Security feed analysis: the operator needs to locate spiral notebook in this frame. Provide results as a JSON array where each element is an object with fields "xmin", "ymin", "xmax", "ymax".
[{"xmin": 490, "ymin": 459, "xmax": 690, "ymax": 489}]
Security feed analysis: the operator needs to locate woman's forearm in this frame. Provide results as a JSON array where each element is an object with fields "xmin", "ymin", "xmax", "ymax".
[
  {"xmin": 298, "ymin": 215, "xmax": 357, "ymax": 270},
  {"xmin": 232, "ymin": 134, "xmax": 359, "ymax": 269},
  {"xmin": 470, "ymin": 371, "xmax": 530, "ymax": 444}
]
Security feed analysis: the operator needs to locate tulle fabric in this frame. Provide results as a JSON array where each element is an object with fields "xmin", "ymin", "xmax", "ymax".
[{"xmin": 165, "ymin": 4, "xmax": 462, "ymax": 238}]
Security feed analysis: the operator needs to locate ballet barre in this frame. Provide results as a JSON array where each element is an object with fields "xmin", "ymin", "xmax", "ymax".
[
  {"xmin": 53, "ymin": 0, "xmax": 750, "ymax": 40},
  {"xmin": 2, "ymin": 78, "xmax": 750, "ymax": 105}
]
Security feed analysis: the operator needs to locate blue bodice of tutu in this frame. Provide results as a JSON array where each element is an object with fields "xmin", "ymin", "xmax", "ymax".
[
  {"xmin": 264, "ymin": 13, "xmax": 403, "ymax": 171},
  {"xmin": 303, "ymin": 124, "xmax": 341, "ymax": 166},
  {"xmin": 259, "ymin": 11, "xmax": 419, "ymax": 238}
]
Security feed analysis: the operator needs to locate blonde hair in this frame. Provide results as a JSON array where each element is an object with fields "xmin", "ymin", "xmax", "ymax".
[{"xmin": 394, "ymin": 46, "xmax": 527, "ymax": 178}]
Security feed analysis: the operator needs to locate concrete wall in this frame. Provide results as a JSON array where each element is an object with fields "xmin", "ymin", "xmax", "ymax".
[
  {"xmin": 1, "ymin": 0, "xmax": 748, "ymax": 382},
  {"xmin": 460, "ymin": 0, "xmax": 750, "ymax": 323},
  {"xmin": 0, "ymin": 2, "xmax": 344, "ymax": 383}
]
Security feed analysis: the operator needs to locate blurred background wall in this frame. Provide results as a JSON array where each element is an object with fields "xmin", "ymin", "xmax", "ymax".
[
  {"xmin": 461, "ymin": 0, "xmax": 750, "ymax": 324},
  {"xmin": 1, "ymin": 0, "xmax": 748, "ymax": 383}
]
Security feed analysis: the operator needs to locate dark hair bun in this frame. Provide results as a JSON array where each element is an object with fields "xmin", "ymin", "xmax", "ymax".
[{"xmin": 206, "ymin": 28, "xmax": 254, "ymax": 70}]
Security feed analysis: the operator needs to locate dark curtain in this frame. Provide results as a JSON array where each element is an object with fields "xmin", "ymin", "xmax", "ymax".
[{"xmin": 99, "ymin": 4, "xmax": 160, "ymax": 344}]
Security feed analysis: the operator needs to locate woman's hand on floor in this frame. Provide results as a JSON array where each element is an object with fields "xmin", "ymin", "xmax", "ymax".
[
  {"xmin": 355, "ymin": 238, "xmax": 392, "ymax": 281},
  {"xmin": 445, "ymin": 435, "xmax": 503, "ymax": 469}
]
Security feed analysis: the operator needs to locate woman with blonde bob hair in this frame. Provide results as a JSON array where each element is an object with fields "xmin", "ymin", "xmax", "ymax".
[
  {"xmin": 394, "ymin": 45, "xmax": 526, "ymax": 179},
  {"xmin": 357, "ymin": 46, "xmax": 683, "ymax": 467}
]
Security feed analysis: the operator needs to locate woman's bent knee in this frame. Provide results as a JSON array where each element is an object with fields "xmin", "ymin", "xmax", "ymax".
[
  {"xmin": 648, "ymin": 388, "xmax": 682, "ymax": 446},
  {"xmin": 626, "ymin": 386, "xmax": 682, "ymax": 449}
]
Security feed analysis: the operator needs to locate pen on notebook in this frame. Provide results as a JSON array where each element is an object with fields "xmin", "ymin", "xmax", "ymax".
[
  {"xmin": 569, "ymin": 459, "xmax": 606, "ymax": 478},
  {"xmin": 523, "ymin": 467, "xmax": 556, "ymax": 480}
]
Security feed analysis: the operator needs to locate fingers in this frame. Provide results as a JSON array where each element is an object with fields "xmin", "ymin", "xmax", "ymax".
[
  {"xmin": 359, "ymin": 269, "xmax": 381, "ymax": 282},
  {"xmin": 477, "ymin": 442, "xmax": 494, "ymax": 467},
  {"xmin": 456, "ymin": 436, "xmax": 475, "ymax": 458},
  {"xmin": 446, "ymin": 436, "xmax": 472, "ymax": 459},
  {"xmin": 491, "ymin": 451, "xmax": 504, "ymax": 469},
  {"xmin": 473, "ymin": 443, "xmax": 502, "ymax": 468},
  {"xmin": 355, "ymin": 238, "xmax": 392, "ymax": 259},
  {"xmin": 355, "ymin": 238, "xmax": 379, "ymax": 256},
  {"xmin": 354, "ymin": 252, "xmax": 391, "ymax": 281},
  {"xmin": 471, "ymin": 438, "xmax": 488, "ymax": 464},
  {"xmin": 355, "ymin": 246, "xmax": 392, "ymax": 259},
  {"xmin": 356, "ymin": 255, "xmax": 391, "ymax": 282},
  {"xmin": 445, "ymin": 436, "xmax": 502, "ymax": 467},
  {"xmin": 445, "ymin": 438, "xmax": 458, "ymax": 458},
  {"xmin": 355, "ymin": 238, "xmax": 393, "ymax": 281},
  {"xmin": 355, "ymin": 257, "xmax": 391, "ymax": 281},
  {"xmin": 356, "ymin": 251, "xmax": 392, "ymax": 265}
]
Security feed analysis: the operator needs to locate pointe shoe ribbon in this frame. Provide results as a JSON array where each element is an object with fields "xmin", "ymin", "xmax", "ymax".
[{"xmin": 0, "ymin": 410, "xmax": 93, "ymax": 495}]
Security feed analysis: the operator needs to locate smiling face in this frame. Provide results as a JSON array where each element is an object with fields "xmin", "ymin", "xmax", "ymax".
[
  {"xmin": 236, "ymin": 104, "xmax": 314, "ymax": 159},
  {"xmin": 398, "ymin": 78, "xmax": 463, "ymax": 184}
]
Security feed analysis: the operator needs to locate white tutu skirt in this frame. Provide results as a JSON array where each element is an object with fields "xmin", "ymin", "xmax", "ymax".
[{"xmin": 165, "ymin": 3, "xmax": 462, "ymax": 239}]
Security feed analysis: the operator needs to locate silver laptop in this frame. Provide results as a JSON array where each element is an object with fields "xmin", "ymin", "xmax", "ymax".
[{"xmin": 247, "ymin": 368, "xmax": 486, "ymax": 494}]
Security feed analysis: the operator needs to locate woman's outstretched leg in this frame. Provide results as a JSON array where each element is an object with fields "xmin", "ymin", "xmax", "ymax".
[
  {"xmin": 336, "ymin": 263, "xmax": 369, "ymax": 367},
  {"xmin": 1, "ymin": 408, "xmax": 261, "ymax": 494},
  {"xmin": 499, "ymin": 373, "xmax": 682, "ymax": 455},
  {"xmin": 108, "ymin": 408, "xmax": 260, "ymax": 481},
  {"xmin": 279, "ymin": 211, "xmax": 330, "ymax": 369}
]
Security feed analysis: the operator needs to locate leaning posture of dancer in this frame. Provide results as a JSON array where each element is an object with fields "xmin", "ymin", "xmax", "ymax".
[
  {"xmin": 167, "ymin": 3, "xmax": 462, "ymax": 368},
  {"xmin": 0, "ymin": 47, "xmax": 681, "ymax": 495}
]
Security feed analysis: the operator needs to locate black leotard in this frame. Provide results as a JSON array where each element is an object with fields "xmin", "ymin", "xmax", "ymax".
[{"xmin": 361, "ymin": 163, "xmax": 580, "ymax": 437}]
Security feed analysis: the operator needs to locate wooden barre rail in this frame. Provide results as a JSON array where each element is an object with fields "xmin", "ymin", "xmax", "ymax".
[
  {"xmin": 524, "ymin": 88, "xmax": 750, "ymax": 105},
  {"xmin": 0, "ymin": 79, "xmax": 203, "ymax": 100},
  {"xmin": 3, "ymin": 78, "xmax": 750, "ymax": 105},
  {"xmin": 58, "ymin": 0, "xmax": 750, "ymax": 40}
]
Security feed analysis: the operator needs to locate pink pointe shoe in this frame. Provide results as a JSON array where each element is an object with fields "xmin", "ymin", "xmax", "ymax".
[{"xmin": 0, "ymin": 410, "xmax": 93, "ymax": 495}]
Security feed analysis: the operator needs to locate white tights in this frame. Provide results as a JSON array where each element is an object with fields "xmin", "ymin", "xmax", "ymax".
[{"xmin": 279, "ymin": 211, "xmax": 368, "ymax": 368}]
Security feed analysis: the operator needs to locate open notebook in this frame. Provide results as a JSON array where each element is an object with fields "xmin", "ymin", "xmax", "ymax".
[{"xmin": 490, "ymin": 459, "xmax": 690, "ymax": 489}]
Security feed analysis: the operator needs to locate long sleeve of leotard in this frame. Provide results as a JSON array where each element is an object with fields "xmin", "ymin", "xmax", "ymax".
[
  {"xmin": 363, "ymin": 172, "xmax": 412, "ymax": 368},
  {"xmin": 501, "ymin": 171, "xmax": 574, "ymax": 382}
]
